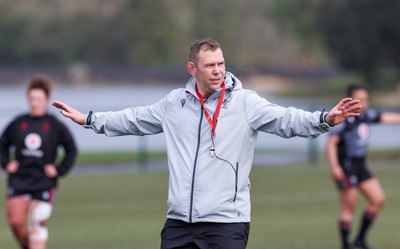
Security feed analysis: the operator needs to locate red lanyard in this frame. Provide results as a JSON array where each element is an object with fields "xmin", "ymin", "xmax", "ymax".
[{"xmin": 196, "ymin": 82, "xmax": 226, "ymax": 137}]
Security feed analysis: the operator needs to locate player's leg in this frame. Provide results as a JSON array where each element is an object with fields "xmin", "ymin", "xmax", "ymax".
[
  {"xmin": 6, "ymin": 195, "xmax": 31, "ymax": 249},
  {"xmin": 28, "ymin": 199, "xmax": 53, "ymax": 249},
  {"xmin": 338, "ymin": 186, "xmax": 358, "ymax": 249},
  {"xmin": 28, "ymin": 189, "xmax": 56, "ymax": 249},
  {"xmin": 353, "ymin": 177, "xmax": 385, "ymax": 249}
]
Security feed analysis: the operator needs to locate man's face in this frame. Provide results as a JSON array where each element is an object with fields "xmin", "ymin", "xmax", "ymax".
[{"xmin": 188, "ymin": 48, "xmax": 225, "ymax": 96}]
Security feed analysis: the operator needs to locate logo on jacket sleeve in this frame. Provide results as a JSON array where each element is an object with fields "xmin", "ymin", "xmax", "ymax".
[{"xmin": 22, "ymin": 133, "xmax": 44, "ymax": 157}]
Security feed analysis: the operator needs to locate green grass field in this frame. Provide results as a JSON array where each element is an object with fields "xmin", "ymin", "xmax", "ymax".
[{"xmin": 0, "ymin": 158, "xmax": 399, "ymax": 249}]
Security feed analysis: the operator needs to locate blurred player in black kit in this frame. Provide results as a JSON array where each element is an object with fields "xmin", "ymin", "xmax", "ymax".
[
  {"xmin": 326, "ymin": 84, "xmax": 400, "ymax": 249},
  {"xmin": 1, "ymin": 74, "xmax": 77, "ymax": 249}
]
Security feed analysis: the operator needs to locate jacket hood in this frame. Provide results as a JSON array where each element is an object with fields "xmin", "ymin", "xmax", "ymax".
[{"xmin": 185, "ymin": 72, "xmax": 243, "ymax": 99}]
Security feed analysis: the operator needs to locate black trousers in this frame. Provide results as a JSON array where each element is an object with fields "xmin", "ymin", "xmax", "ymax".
[{"xmin": 160, "ymin": 219, "xmax": 250, "ymax": 249}]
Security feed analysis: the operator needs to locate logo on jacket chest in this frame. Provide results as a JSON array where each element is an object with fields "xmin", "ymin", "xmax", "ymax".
[
  {"xmin": 222, "ymin": 98, "xmax": 230, "ymax": 109},
  {"xmin": 22, "ymin": 133, "xmax": 44, "ymax": 158},
  {"xmin": 181, "ymin": 98, "xmax": 187, "ymax": 108}
]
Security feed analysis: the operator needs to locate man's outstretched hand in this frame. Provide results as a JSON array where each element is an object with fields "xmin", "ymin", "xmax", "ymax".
[
  {"xmin": 52, "ymin": 101, "xmax": 86, "ymax": 125},
  {"xmin": 325, "ymin": 98, "xmax": 362, "ymax": 126}
]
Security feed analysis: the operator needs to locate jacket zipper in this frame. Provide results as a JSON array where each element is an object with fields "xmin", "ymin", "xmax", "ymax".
[
  {"xmin": 189, "ymin": 105, "xmax": 204, "ymax": 223},
  {"xmin": 233, "ymin": 162, "xmax": 239, "ymax": 202}
]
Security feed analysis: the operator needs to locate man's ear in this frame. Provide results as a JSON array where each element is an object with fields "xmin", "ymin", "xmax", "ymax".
[{"xmin": 187, "ymin": 62, "xmax": 196, "ymax": 76}]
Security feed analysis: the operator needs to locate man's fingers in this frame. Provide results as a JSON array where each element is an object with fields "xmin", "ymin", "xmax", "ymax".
[
  {"xmin": 60, "ymin": 110, "xmax": 73, "ymax": 119},
  {"xmin": 327, "ymin": 98, "xmax": 362, "ymax": 125},
  {"xmin": 52, "ymin": 101, "xmax": 64, "ymax": 108},
  {"xmin": 52, "ymin": 101, "xmax": 85, "ymax": 125},
  {"xmin": 343, "ymin": 99, "xmax": 360, "ymax": 107},
  {"xmin": 348, "ymin": 105, "xmax": 362, "ymax": 113},
  {"xmin": 52, "ymin": 101, "xmax": 71, "ymax": 111},
  {"xmin": 343, "ymin": 100, "xmax": 361, "ymax": 114},
  {"xmin": 339, "ymin": 98, "xmax": 353, "ymax": 106},
  {"xmin": 330, "ymin": 110, "xmax": 342, "ymax": 116},
  {"xmin": 337, "ymin": 99, "xmax": 361, "ymax": 113},
  {"xmin": 53, "ymin": 101, "xmax": 77, "ymax": 115}
]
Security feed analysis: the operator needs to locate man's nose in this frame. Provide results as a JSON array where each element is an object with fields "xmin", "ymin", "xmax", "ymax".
[{"xmin": 212, "ymin": 66, "xmax": 221, "ymax": 74}]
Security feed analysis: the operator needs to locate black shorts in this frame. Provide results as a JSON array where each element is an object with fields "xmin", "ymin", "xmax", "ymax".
[
  {"xmin": 336, "ymin": 157, "xmax": 374, "ymax": 190},
  {"xmin": 7, "ymin": 187, "xmax": 56, "ymax": 203},
  {"xmin": 160, "ymin": 219, "xmax": 250, "ymax": 249}
]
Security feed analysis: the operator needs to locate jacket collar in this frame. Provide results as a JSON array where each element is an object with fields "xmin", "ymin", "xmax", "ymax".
[{"xmin": 185, "ymin": 72, "xmax": 243, "ymax": 99}]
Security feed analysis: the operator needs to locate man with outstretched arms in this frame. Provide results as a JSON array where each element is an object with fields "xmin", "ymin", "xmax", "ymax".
[{"xmin": 53, "ymin": 39, "xmax": 361, "ymax": 249}]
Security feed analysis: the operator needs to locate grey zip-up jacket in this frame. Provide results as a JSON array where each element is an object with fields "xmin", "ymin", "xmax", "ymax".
[{"xmin": 86, "ymin": 72, "xmax": 331, "ymax": 223}]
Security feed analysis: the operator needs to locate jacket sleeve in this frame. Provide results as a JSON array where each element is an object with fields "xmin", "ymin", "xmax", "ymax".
[
  {"xmin": 88, "ymin": 95, "xmax": 167, "ymax": 136},
  {"xmin": 0, "ymin": 121, "xmax": 13, "ymax": 169},
  {"xmin": 56, "ymin": 122, "xmax": 78, "ymax": 176},
  {"xmin": 244, "ymin": 91, "xmax": 330, "ymax": 138}
]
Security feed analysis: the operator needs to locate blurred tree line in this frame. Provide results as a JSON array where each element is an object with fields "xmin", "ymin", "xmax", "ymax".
[
  {"xmin": 271, "ymin": 0, "xmax": 400, "ymax": 86},
  {"xmin": 0, "ymin": 0, "xmax": 299, "ymax": 68},
  {"xmin": 1, "ymin": 0, "xmax": 400, "ymax": 86}
]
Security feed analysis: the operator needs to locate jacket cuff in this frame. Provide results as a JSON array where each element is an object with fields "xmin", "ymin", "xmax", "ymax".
[
  {"xmin": 319, "ymin": 110, "xmax": 333, "ymax": 129},
  {"xmin": 82, "ymin": 111, "xmax": 94, "ymax": 129}
]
